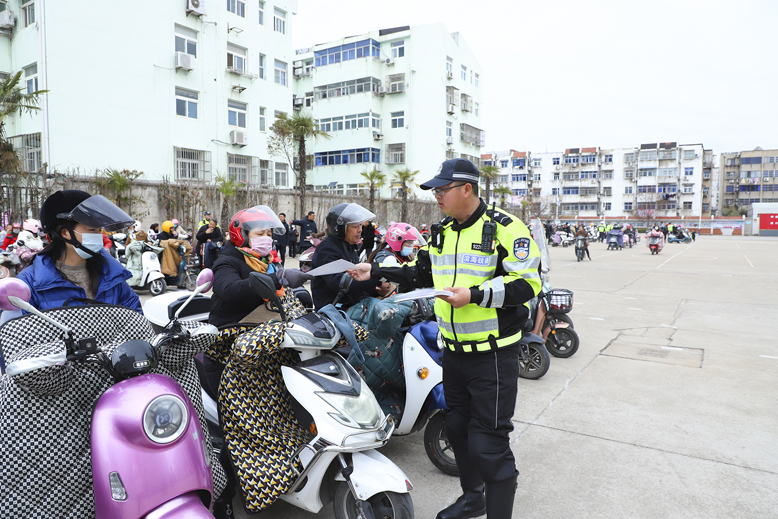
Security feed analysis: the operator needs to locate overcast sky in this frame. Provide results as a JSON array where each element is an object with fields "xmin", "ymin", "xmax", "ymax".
[{"xmin": 293, "ymin": 0, "xmax": 777, "ymax": 157}]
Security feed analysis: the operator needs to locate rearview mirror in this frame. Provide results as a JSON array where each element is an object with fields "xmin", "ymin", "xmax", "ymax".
[
  {"xmin": 196, "ymin": 268, "xmax": 214, "ymax": 293},
  {"xmin": 0, "ymin": 278, "xmax": 31, "ymax": 311}
]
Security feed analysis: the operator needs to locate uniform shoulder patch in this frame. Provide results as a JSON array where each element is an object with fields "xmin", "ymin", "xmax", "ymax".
[
  {"xmin": 513, "ymin": 237, "xmax": 531, "ymax": 261},
  {"xmin": 485, "ymin": 209, "xmax": 513, "ymax": 226}
]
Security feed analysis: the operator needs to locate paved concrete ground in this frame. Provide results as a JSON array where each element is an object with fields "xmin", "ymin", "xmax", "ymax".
[{"xmin": 147, "ymin": 238, "xmax": 778, "ymax": 518}]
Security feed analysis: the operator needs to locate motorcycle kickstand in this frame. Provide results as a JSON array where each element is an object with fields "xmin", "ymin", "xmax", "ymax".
[{"xmin": 337, "ymin": 453, "xmax": 376, "ymax": 519}]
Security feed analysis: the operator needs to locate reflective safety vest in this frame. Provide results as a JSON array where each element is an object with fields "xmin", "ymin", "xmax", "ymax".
[
  {"xmin": 429, "ymin": 206, "xmax": 542, "ymax": 353},
  {"xmin": 597, "ymin": 224, "xmax": 605, "ymax": 232},
  {"xmin": 605, "ymin": 224, "xmax": 613, "ymax": 232}
]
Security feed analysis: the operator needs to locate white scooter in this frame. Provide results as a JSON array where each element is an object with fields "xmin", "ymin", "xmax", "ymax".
[{"xmin": 127, "ymin": 242, "xmax": 167, "ymax": 296}]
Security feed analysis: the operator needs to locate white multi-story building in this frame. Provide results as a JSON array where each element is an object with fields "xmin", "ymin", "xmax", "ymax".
[
  {"xmin": 293, "ymin": 23, "xmax": 483, "ymax": 198},
  {"xmin": 1, "ymin": 0, "xmax": 297, "ymax": 185},
  {"xmin": 482, "ymin": 143, "xmax": 714, "ymax": 219}
]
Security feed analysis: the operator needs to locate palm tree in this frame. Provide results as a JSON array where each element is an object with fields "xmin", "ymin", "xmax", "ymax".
[
  {"xmin": 492, "ymin": 185, "xmax": 512, "ymax": 210},
  {"xmin": 360, "ymin": 168, "xmax": 386, "ymax": 214},
  {"xmin": 480, "ymin": 164, "xmax": 499, "ymax": 205},
  {"xmin": 392, "ymin": 168, "xmax": 418, "ymax": 223},
  {"xmin": 268, "ymin": 112, "xmax": 330, "ymax": 215},
  {"xmin": 215, "ymin": 174, "xmax": 240, "ymax": 226}
]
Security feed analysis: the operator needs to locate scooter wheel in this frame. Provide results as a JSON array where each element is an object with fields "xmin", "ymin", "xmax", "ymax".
[
  {"xmin": 149, "ymin": 278, "xmax": 167, "ymax": 296},
  {"xmin": 333, "ymin": 481, "xmax": 413, "ymax": 519},
  {"xmin": 424, "ymin": 411, "xmax": 459, "ymax": 476},
  {"xmin": 545, "ymin": 327, "xmax": 580, "ymax": 358},
  {"xmin": 519, "ymin": 342, "xmax": 551, "ymax": 380}
]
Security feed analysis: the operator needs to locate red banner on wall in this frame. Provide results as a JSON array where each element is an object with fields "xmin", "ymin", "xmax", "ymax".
[{"xmin": 759, "ymin": 213, "xmax": 778, "ymax": 230}]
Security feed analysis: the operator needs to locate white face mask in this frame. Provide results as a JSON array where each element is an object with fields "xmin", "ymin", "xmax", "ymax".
[
  {"xmin": 401, "ymin": 245, "xmax": 414, "ymax": 257},
  {"xmin": 73, "ymin": 230, "xmax": 104, "ymax": 259}
]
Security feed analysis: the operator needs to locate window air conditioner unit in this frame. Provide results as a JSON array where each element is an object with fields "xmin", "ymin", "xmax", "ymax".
[
  {"xmin": 374, "ymin": 164, "xmax": 382, "ymax": 172},
  {"xmin": 377, "ymin": 86, "xmax": 386, "ymax": 95},
  {"xmin": 373, "ymin": 132, "xmax": 383, "ymax": 140},
  {"xmin": 446, "ymin": 136, "xmax": 454, "ymax": 145},
  {"xmin": 447, "ymin": 104, "xmax": 455, "ymax": 114},
  {"xmin": 175, "ymin": 52, "xmax": 194, "ymax": 71},
  {"xmin": 293, "ymin": 67, "xmax": 303, "ymax": 77},
  {"xmin": 0, "ymin": 10, "xmax": 15, "ymax": 29},
  {"xmin": 385, "ymin": 57, "xmax": 394, "ymax": 65},
  {"xmin": 446, "ymin": 71, "xmax": 453, "ymax": 80},
  {"xmin": 293, "ymin": 97, "xmax": 303, "ymax": 107},
  {"xmin": 187, "ymin": 0, "xmax": 206, "ymax": 17},
  {"xmin": 230, "ymin": 130, "xmax": 248, "ymax": 146}
]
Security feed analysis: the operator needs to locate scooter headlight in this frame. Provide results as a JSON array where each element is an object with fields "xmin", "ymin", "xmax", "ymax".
[
  {"xmin": 143, "ymin": 395, "xmax": 188, "ymax": 444},
  {"xmin": 318, "ymin": 388, "xmax": 383, "ymax": 430}
]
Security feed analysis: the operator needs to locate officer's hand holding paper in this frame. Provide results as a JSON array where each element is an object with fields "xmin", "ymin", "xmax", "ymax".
[
  {"xmin": 347, "ymin": 263, "xmax": 373, "ymax": 281},
  {"xmin": 307, "ymin": 258, "xmax": 357, "ymax": 277}
]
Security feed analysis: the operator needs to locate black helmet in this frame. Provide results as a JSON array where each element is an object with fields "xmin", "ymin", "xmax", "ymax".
[
  {"xmin": 110, "ymin": 340, "xmax": 158, "ymax": 380},
  {"xmin": 326, "ymin": 203, "xmax": 375, "ymax": 239}
]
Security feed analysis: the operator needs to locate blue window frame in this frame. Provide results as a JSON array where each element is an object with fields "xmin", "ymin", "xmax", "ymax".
[
  {"xmin": 314, "ymin": 39, "xmax": 380, "ymax": 67},
  {"xmin": 684, "ymin": 167, "xmax": 694, "ymax": 176}
]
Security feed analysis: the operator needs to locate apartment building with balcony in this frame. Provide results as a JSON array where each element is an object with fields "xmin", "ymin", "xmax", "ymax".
[
  {"xmin": 719, "ymin": 148, "xmax": 778, "ymax": 213},
  {"xmin": 292, "ymin": 23, "xmax": 483, "ymax": 198},
  {"xmin": 482, "ymin": 143, "xmax": 713, "ymax": 219},
  {"xmin": 1, "ymin": 0, "xmax": 297, "ymax": 186}
]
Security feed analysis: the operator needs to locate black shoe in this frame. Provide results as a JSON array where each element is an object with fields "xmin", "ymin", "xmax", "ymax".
[
  {"xmin": 485, "ymin": 477, "xmax": 518, "ymax": 519},
  {"xmin": 436, "ymin": 487, "xmax": 486, "ymax": 519}
]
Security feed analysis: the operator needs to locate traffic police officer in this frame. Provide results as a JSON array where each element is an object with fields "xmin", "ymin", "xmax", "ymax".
[{"xmin": 349, "ymin": 158, "xmax": 542, "ymax": 519}]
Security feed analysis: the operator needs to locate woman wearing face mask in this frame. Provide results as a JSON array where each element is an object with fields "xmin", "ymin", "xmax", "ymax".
[
  {"xmin": 1, "ymin": 223, "xmax": 21, "ymax": 250},
  {"xmin": 9, "ymin": 190, "xmax": 142, "ymax": 316},
  {"xmin": 369, "ymin": 222, "xmax": 427, "ymax": 268}
]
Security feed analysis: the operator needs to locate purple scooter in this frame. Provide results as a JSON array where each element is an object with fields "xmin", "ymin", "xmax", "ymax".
[{"xmin": 0, "ymin": 270, "xmax": 218, "ymax": 518}]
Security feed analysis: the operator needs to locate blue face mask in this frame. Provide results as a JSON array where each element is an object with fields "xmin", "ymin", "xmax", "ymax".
[
  {"xmin": 73, "ymin": 230, "xmax": 104, "ymax": 259},
  {"xmin": 400, "ymin": 245, "xmax": 414, "ymax": 257}
]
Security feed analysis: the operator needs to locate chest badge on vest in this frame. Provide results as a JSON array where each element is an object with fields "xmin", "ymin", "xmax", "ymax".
[{"xmin": 513, "ymin": 237, "xmax": 531, "ymax": 261}]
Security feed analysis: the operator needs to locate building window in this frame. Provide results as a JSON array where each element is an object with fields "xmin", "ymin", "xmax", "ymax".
[
  {"xmin": 625, "ymin": 186, "xmax": 633, "ymax": 194},
  {"xmin": 581, "ymin": 154, "xmax": 596, "ymax": 163},
  {"xmin": 685, "ymin": 167, "xmax": 694, "ymax": 176},
  {"xmin": 228, "ymin": 153, "xmax": 254, "ymax": 183},
  {"xmin": 624, "ymin": 169, "xmax": 634, "ymax": 178},
  {"xmin": 175, "ymin": 88, "xmax": 198, "ymax": 119},
  {"xmin": 640, "ymin": 150, "xmax": 657, "ymax": 161},
  {"xmin": 704, "ymin": 171, "xmax": 711, "ymax": 179},
  {"xmin": 624, "ymin": 202, "xmax": 633, "ymax": 211},
  {"xmin": 391, "ymin": 40, "xmax": 405, "ymax": 58},
  {"xmin": 275, "ymin": 163, "xmax": 288, "ymax": 186},
  {"xmin": 227, "ymin": 44, "xmax": 247, "ymax": 73},
  {"xmin": 602, "ymin": 187, "xmax": 612, "ymax": 196},
  {"xmin": 175, "ymin": 147, "xmax": 211, "ymax": 181},
  {"xmin": 532, "ymin": 158, "xmax": 541, "ymax": 167},
  {"xmin": 604, "ymin": 154, "xmax": 613, "ymax": 163},
  {"xmin": 658, "ymin": 150, "xmax": 676, "ymax": 160},
  {"xmin": 565, "ymin": 155, "xmax": 579, "ymax": 164},
  {"xmin": 682, "ymin": 184, "xmax": 693, "ymax": 193},
  {"xmin": 624, "ymin": 152, "xmax": 636, "ymax": 162},
  {"xmin": 475, "ymin": 73, "xmax": 479, "ymax": 87},
  {"xmin": 552, "ymin": 188, "xmax": 559, "ymax": 195},
  {"xmin": 562, "ymin": 187, "xmax": 579, "ymax": 195},
  {"xmin": 314, "ymin": 148, "xmax": 381, "ymax": 166},
  {"xmin": 500, "ymin": 160, "xmax": 508, "ymax": 168},
  {"xmin": 553, "ymin": 157, "xmax": 560, "ymax": 165},
  {"xmin": 581, "ymin": 171, "xmax": 597, "ymax": 179},
  {"xmin": 22, "ymin": 0, "xmax": 35, "ymax": 27},
  {"xmin": 683, "ymin": 149, "xmax": 696, "ymax": 160},
  {"xmin": 658, "ymin": 167, "xmax": 678, "ymax": 177},
  {"xmin": 388, "ymin": 73, "xmax": 405, "ymax": 93},
  {"xmin": 258, "ymin": 1, "xmax": 264, "ymax": 24},
  {"xmin": 461, "ymin": 65, "xmax": 467, "ymax": 81},
  {"xmin": 259, "ymin": 107, "xmax": 266, "ymax": 132},
  {"xmin": 228, "ymin": 99, "xmax": 247, "ymax": 128},
  {"xmin": 446, "ymin": 56, "xmax": 453, "ymax": 74},
  {"xmin": 314, "ymin": 40, "xmax": 380, "ymax": 67},
  {"xmin": 387, "ymin": 143, "xmax": 405, "ymax": 164},
  {"xmin": 446, "ymin": 121, "xmax": 452, "ymax": 138},
  {"xmin": 24, "ymin": 64, "xmax": 38, "ymax": 94},
  {"xmin": 391, "ymin": 111, "xmax": 404, "ymax": 129},
  {"xmin": 683, "ymin": 201, "xmax": 693, "ymax": 210},
  {"xmin": 314, "ymin": 77, "xmax": 381, "ymax": 100},
  {"xmin": 305, "ymin": 91, "xmax": 313, "ymax": 107},
  {"xmin": 604, "ymin": 202, "xmax": 611, "ymax": 210},
  {"xmin": 603, "ymin": 171, "xmax": 613, "ymax": 179},
  {"xmin": 227, "ymin": 0, "xmax": 245, "ymax": 17},
  {"xmin": 638, "ymin": 168, "xmax": 656, "ymax": 177},
  {"xmin": 534, "ymin": 173, "xmax": 541, "ymax": 181},
  {"xmin": 175, "ymin": 25, "xmax": 197, "ymax": 57},
  {"xmin": 258, "ymin": 54, "xmax": 265, "ymax": 79},
  {"xmin": 274, "ymin": 59, "xmax": 287, "ymax": 85},
  {"xmin": 553, "ymin": 172, "xmax": 560, "ymax": 180},
  {"xmin": 274, "ymin": 7, "xmax": 286, "ymax": 34},
  {"xmin": 460, "ymin": 93, "xmax": 473, "ymax": 112},
  {"xmin": 474, "ymin": 102, "xmax": 479, "ymax": 116},
  {"xmin": 470, "ymin": 70, "xmax": 473, "ymax": 84}
]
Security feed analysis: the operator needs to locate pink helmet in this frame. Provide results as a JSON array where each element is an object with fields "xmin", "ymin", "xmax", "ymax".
[
  {"xmin": 385, "ymin": 222, "xmax": 426, "ymax": 252},
  {"xmin": 23, "ymin": 219, "xmax": 42, "ymax": 233},
  {"xmin": 172, "ymin": 218, "xmax": 180, "ymax": 227}
]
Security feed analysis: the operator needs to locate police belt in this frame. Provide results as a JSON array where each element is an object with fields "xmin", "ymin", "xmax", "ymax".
[{"xmin": 442, "ymin": 334, "xmax": 515, "ymax": 354}]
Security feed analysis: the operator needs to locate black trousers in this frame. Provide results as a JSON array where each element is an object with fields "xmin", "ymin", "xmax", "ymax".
[
  {"xmin": 443, "ymin": 345, "xmax": 520, "ymax": 489},
  {"xmin": 276, "ymin": 242, "xmax": 286, "ymax": 265}
]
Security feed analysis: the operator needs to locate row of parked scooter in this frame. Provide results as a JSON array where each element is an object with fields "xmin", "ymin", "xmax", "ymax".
[{"xmin": 0, "ymin": 218, "xmax": 579, "ymax": 518}]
